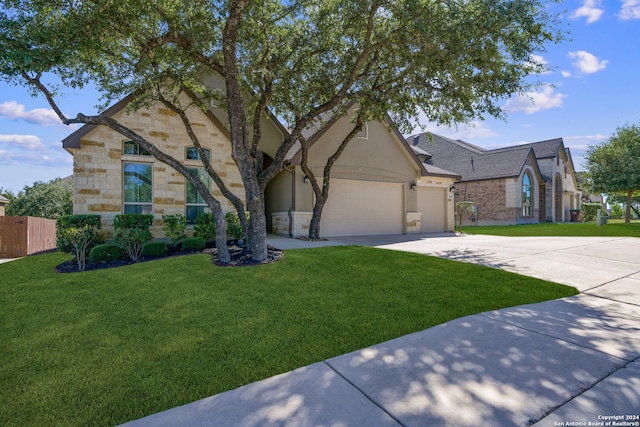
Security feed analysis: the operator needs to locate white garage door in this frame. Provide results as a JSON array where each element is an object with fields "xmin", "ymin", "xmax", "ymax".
[
  {"xmin": 417, "ymin": 187, "xmax": 447, "ymax": 233},
  {"xmin": 320, "ymin": 179, "xmax": 404, "ymax": 237}
]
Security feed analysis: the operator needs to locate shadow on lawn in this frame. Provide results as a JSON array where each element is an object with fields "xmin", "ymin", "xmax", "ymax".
[
  {"xmin": 118, "ymin": 295, "xmax": 640, "ymax": 427},
  {"xmin": 429, "ymin": 248, "xmax": 514, "ymax": 270}
]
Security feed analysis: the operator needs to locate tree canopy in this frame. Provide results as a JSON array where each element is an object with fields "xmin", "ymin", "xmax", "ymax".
[
  {"xmin": 1, "ymin": 0, "xmax": 564, "ymax": 261},
  {"xmin": 586, "ymin": 123, "xmax": 640, "ymax": 222},
  {"xmin": 5, "ymin": 178, "xmax": 73, "ymax": 219}
]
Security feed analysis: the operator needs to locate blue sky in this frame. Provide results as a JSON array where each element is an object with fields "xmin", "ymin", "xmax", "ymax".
[{"xmin": 1, "ymin": 0, "xmax": 640, "ymax": 193}]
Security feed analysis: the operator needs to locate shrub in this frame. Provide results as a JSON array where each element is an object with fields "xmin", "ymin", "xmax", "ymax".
[
  {"xmin": 225, "ymin": 211, "xmax": 249, "ymax": 240},
  {"xmin": 161, "ymin": 214, "xmax": 187, "ymax": 247},
  {"xmin": 113, "ymin": 214, "xmax": 153, "ymax": 230},
  {"xmin": 194, "ymin": 212, "xmax": 216, "ymax": 242},
  {"xmin": 582, "ymin": 202, "xmax": 605, "ymax": 222},
  {"xmin": 59, "ymin": 226, "xmax": 100, "ymax": 271},
  {"xmin": 181, "ymin": 236, "xmax": 206, "ymax": 252},
  {"xmin": 456, "ymin": 201, "xmax": 475, "ymax": 232},
  {"xmin": 89, "ymin": 244, "xmax": 124, "ymax": 263},
  {"xmin": 56, "ymin": 214, "xmax": 103, "ymax": 254},
  {"xmin": 141, "ymin": 241, "xmax": 168, "ymax": 258},
  {"xmin": 114, "ymin": 228, "xmax": 151, "ymax": 262}
]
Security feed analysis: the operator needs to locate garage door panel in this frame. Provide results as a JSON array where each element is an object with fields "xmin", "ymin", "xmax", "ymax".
[
  {"xmin": 418, "ymin": 187, "xmax": 446, "ymax": 233},
  {"xmin": 320, "ymin": 179, "xmax": 403, "ymax": 237}
]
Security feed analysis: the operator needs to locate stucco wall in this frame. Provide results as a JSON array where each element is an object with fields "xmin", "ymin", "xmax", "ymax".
[
  {"xmin": 69, "ymin": 100, "xmax": 245, "ymax": 237},
  {"xmin": 302, "ymin": 115, "xmax": 419, "ymax": 211}
]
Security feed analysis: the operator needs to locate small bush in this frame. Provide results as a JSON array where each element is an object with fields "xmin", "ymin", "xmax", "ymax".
[
  {"xmin": 113, "ymin": 214, "xmax": 153, "ymax": 230},
  {"xmin": 57, "ymin": 214, "xmax": 103, "ymax": 254},
  {"xmin": 194, "ymin": 213, "xmax": 216, "ymax": 242},
  {"xmin": 181, "ymin": 236, "xmax": 206, "ymax": 252},
  {"xmin": 225, "ymin": 211, "xmax": 249, "ymax": 240},
  {"xmin": 456, "ymin": 201, "xmax": 475, "ymax": 232},
  {"xmin": 88, "ymin": 244, "xmax": 123, "ymax": 263},
  {"xmin": 582, "ymin": 202, "xmax": 605, "ymax": 222},
  {"xmin": 59, "ymin": 226, "xmax": 100, "ymax": 271},
  {"xmin": 114, "ymin": 228, "xmax": 152, "ymax": 261},
  {"xmin": 162, "ymin": 214, "xmax": 187, "ymax": 247},
  {"xmin": 141, "ymin": 241, "xmax": 168, "ymax": 258}
]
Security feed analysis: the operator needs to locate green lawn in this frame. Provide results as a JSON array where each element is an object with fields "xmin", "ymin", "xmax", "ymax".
[
  {"xmin": 461, "ymin": 220, "xmax": 640, "ymax": 237},
  {"xmin": 1, "ymin": 246, "xmax": 577, "ymax": 427}
]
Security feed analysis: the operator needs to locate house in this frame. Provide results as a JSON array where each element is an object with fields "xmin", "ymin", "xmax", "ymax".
[
  {"xmin": 0, "ymin": 195, "xmax": 9, "ymax": 216},
  {"xmin": 62, "ymin": 94, "xmax": 460, "ymax": 239},
  {"xmin": 408, "ymin": 133, "xmax": 582, "ymax": 225}
]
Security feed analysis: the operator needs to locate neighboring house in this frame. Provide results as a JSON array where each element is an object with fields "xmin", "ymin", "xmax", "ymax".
[
  {"xmin": 0, "ymin": 195, "xmax": 8, "ymax": 216},
  {"xmin": 62, "ymin": 93, "xmax": 460, "ymax": 239},
  {"xmin": 407, "ymin": 133, "xmax": 582, "ymax": 225}
]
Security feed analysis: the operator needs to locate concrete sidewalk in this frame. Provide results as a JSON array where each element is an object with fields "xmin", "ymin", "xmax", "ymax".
[{"xmin": 121, "ymin": 234, "xmax": 640, "ymax": 427}]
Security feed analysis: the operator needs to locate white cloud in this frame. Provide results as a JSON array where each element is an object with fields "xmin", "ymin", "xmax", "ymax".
[
  {"xmin": 408, "ymin": 120, "xmax": 498, "ymax": 140},
  {"xmin": 503, "ymin": 86, "xmax": 567, "ymax": 115},
  {"xmin": 0, "ymin": 148, "xmax": 72, "ymax": 166},
  {"xmin": 0, "ymin": 101, "xmax": 63, "ymax": 126},
  {"xmin": 569, "ymin": 51, "xmax": 608, "ymax": 74},
  {"xmin": 620, "ymin": 0, "xmax": 640, "ymax": 19},
  {"xmin": 572, "ymin": 0, "xmax": 604, "ymax": 23},
  {"xmin": 0, "ymin": 134, "xmax": 46, "ymax": 150},
  {"xmin": 527, "ymin": 54, "xmax": 552, "ymax": 74},
  {"xmin": 561, "ymin": 70, "xmax": 573, "ymax": 78}
]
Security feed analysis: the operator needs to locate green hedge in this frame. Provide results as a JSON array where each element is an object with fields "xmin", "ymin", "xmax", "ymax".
[
  {"xmin": 182, "ymin": 236, "xmax": 206, "ymax": 251},
  {"xmin": 193, "ymin": 211, "xmax": 249, "ymax": 241},
  {"xmin": 113, "ymin": 214, "xmax": 154, "ymax": 230},
  {"xmin": 56, "ymin": 214, "xmax": 104, "ymax": 255},
  {"xmin": 89, "ymin": 244, "xmax": 124, "ymax": 263},
  {"xmin": 582, "ymin": 202, "xmax": 605, "ymax": 222},
  {"xmin": 141, "ymin": 241, "xmax": 168, "ymax": 258}
]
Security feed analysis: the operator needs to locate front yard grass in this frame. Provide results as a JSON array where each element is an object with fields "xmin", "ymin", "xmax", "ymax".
[
  {"xmin": 461, "ymin": 220, "xmax": 640, "ymax": 237},
  {"xmin": 1, "ymin": 246, "xmax": 577, "ymax": 427}
]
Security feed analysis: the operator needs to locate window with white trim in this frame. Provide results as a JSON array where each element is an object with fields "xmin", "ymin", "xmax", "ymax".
[
  {"xmin": 185, "ymin": 146, "xmax": 211, "ymax": 161},
  {"xmin": 123, "ymin": 162, "xmax": 153, "ymax": 214},
  {"xmin": 123, "ymin": 140, "xmax": 151, "ymax": 156},
  {"xmin": 185, "ymin": 167, "xmax": 210, "ymax": 223},
  {"xmin": 522, "ymin": 173, "xmax": 532, "ymax": 217}
]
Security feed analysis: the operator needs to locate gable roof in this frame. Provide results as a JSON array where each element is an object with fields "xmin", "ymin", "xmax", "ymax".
[
  {"xmin": 289, "ymin": 108, "xmax": 460, "ymax": 179},
  {"xmin": 409, "ymin": 133, "xmax": 541, "ymax": 182},
  {"xmin": 61, "ymin": 90, "xmax": 291, "ymax": 153}
]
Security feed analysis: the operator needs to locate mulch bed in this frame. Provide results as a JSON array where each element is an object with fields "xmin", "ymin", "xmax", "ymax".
[{"xmin": 55, "ymin": 245, "xmax": 284, "ymax": 273}]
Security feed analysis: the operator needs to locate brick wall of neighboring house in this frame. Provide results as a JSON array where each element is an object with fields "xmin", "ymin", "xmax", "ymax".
[
  {"xmin": 455, "ymin": 179, "xmax": 515, "ymax": 226},
  {"xmin": 69, "ymin": 101, "xmax": 245, "ymax": 238},
  {"xmin": 455, "ymin": 172, "xmax": 540, "ymax": 226}
]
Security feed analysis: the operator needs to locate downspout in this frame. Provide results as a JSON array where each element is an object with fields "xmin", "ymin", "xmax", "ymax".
[{"xmin": 284, "ymin": 162, "xmax": 296, "ymax": 238}]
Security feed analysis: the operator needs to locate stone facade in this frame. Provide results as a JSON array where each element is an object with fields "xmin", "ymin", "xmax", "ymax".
[
  {"xmin": 67, "ymin": 100, "xmax": 245, "ymax": 237},
  {"xmin": 271, "ymin": 211, "xmax": 313, "ymax": 238},
  {"xmin": 406, "ymin": 212, "xmax": 422, "ymax": 234}
]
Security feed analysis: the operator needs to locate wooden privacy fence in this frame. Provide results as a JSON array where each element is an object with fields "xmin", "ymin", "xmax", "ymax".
[{"xmin": 0, "ymin": 216, "xmax": 57, "ymax": 258}]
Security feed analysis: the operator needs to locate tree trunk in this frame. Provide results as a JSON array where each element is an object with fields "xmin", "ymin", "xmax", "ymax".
[
  {"xmin": 626, "ymin": 190, "xmax": 633, "ymax": 223},
  {"xmin": 223, "ymin": 0, "xmax": 268, "ymax": 262},
  {"xmin": 308, "ymin": 191, "xmax": 327, "ymax": 240}
]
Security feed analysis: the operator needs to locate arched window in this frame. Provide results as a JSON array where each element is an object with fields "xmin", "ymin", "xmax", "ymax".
[{"xmin": 522, "ymin": 173, "xmax": 532, "ymax": 216}]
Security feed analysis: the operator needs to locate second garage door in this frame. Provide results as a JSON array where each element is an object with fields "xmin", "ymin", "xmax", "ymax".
[
  {"xmin": 417, "ymin": 187, "xmax": 447, "ymax": 233},
  {"xmin": 319, "ymin": 179, "xmax": 404, "ymax": 237}
]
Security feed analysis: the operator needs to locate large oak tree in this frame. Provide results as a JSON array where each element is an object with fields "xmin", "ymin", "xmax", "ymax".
[
  {"xmin": 1, "ymin": 0, "xmax": 564, "ymax": 261},
  {"xmin": 586, "ymin": 123, "xmax": 640, "ymax": 223}
]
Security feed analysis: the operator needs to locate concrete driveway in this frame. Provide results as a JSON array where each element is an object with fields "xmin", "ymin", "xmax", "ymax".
[
  {"xmin": 335, "ymin": 233, "xmax": 640, "ymax": 298},
  {"xmin": 121, "ymin": 234, "xmax": 640, "ymax": 427}
]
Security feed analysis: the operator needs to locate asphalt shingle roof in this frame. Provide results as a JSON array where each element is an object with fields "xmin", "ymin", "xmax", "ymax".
[{"xmin": 408, "ymin": 133, "xmax": 537, "ymax": 182}]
